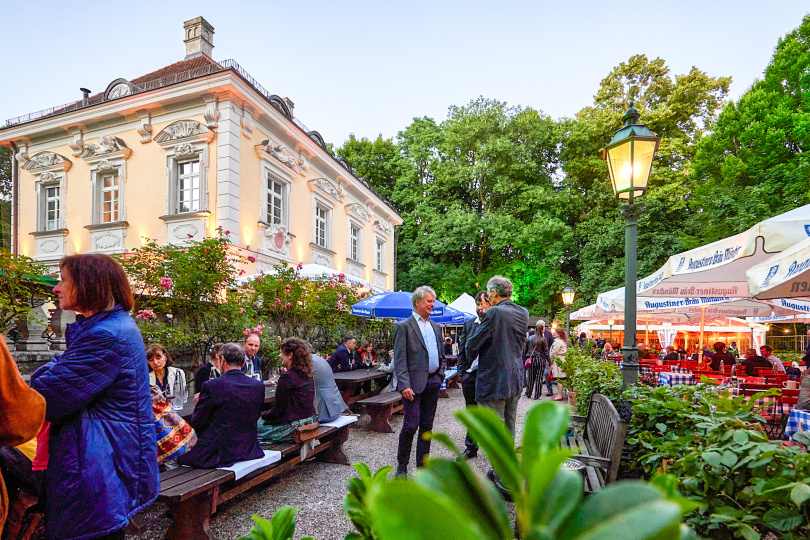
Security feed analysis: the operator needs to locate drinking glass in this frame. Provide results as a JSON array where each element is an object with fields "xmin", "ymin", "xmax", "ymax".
[{"xmin": 171, "ymin": 378, "xmax": 184, "ymax": 411}]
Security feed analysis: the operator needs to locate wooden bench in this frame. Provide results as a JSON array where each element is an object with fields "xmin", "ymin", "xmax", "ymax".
[
  {"xmin": 560, "ymin": 394, "xmax": 627, "ymax": 493},
  {"xmin": 357, "ymin": 392, "xmax": 403, "ymax": 433},
  {"xmin": 155, "ymin": 423, "xmax": 351, "ymax": 539}
]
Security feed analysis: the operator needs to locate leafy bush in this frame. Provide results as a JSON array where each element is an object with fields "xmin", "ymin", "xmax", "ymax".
[
  {"xmin": 0, "ymin": 248, "xmax": 49, "ymax": 332},
  {"xmin": 556, "ymin": 346, "xmax": 622, "ymax": 413},
  {"xmin": 239, "ymin": 507, "xmax": 312, "ymax": 540},
  {"xmin": 623, "ymin": 384, "xmax": 810, "ymax": 538}
]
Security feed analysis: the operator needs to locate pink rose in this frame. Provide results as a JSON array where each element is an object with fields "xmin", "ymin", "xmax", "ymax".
[
  {"xmin": 276, "ymin": 298, "xmax": 281, "ymax": 304},
  {"xmin": 279, "ymin": 279, "xmax": 284, "ymax": 284},
  {"xmin": 285, "ymin": 285, "xmax": 291, "ymax": 292},
  {"xmin": 297, "ymin": 263, "xmax": 303, "ymax": 269},
  {"xmin": 225, "ymin": 230, "xmax": 231, "ymax": 235},
  {"xmin": 285, "ymin": 302, "xmax": 291, "ymax": 308},
  {"xmin": 238, "ymin": 308, "xmax": 245, "ymax": 314},
  {"xmin": 159, "ymin": 277, "xmax": 173, "ymax": 291},
  {"xmin": 315, "ymin": 295, "xmax": 319, "ymax": 300},
  {"xmin": 248, "ymin": 255, "xmax": 256, "ymax": 263},
  {"xmin": 243, "ymin": 329, "xmax": 251, "ymax": 336}
]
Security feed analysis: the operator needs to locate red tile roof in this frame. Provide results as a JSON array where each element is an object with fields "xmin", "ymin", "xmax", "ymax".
[{"xmin": 131, "ymin": 54, "xmax": 221, "ymax": 86}]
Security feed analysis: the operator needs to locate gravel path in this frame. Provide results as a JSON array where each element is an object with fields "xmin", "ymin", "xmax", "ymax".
[{"xmin": 130, "ymin": 388, "xmax": 559, "ymax": 540}]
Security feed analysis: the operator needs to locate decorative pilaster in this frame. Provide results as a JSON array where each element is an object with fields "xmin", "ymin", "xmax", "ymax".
[
  {"xmin": 136, "ymin": 111, "xmax": 152, "ymax": 143},
  {"xmin": 216, "ymin": 101, "xmax": 240, "ymax": 245}
]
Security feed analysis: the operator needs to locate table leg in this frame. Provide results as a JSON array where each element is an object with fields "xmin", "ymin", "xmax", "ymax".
[{"xmin": 165, "ymin": 487, "xmax": 218, "ymax": 540}]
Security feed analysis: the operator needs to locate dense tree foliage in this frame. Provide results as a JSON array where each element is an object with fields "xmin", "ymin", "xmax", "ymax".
[{"xmin": 336, "ymin": 15, "xmax": 810, "ymax": 317}]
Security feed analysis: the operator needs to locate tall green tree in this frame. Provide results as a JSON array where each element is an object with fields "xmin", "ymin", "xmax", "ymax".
[
  {"xmin": 0, "ymin": 146, "xmax": 12, "ymax": 249},
  {"xmin": 336, "ymin": 134, "xmax": 405, "ymax": 205},
  {"xmin": 690, "ymin": 14, "xmax": 810, "ymax": 242},
  {"xmin": 561, "ymin": 55, "xmax": 731, "ymax": 301}
]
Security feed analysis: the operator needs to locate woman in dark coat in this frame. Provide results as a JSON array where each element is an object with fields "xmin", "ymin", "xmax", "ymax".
[
  {"xmin": 30, "ymin": 254, "xmax": 159, "ymax": 540},
  {"xmin": 524, "ymin": 322, "xmax": 551, "ymax": 400},
  {"xmin": 258, "ymin": 337, "xmax": 317, "ymax": 443}
]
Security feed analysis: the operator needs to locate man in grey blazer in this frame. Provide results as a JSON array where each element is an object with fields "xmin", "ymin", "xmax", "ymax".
[
  {"xmin": 311, "ymin": 353, "xmax": 348, "ymax": 423},
  {"xmin": 394, "ymin": 285, "xmax": 445, "ymax": 476},
  {"xmin": 466, "ymin": 275, "xmax": 529, "ymax": 438}
]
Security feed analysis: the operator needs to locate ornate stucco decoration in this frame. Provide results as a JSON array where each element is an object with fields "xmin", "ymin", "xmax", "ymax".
[
  {"xmin": 174, "ymin": 142, "xmax": 196, "ymax": 157},
  {"xmin": 346, "ymin": 203, "xmax": 371, "ymax": 221},
  {"xmin": 22, "ymin": 152, "xmax": 72, "ymax": 172},
  {"xmin": 203, "ymin": 107, "xmax": 220, "ymax": 129},
  {"xmin": 308, "ymin": 178, "xmax": 343, "ymax": 202},
  {"xmin": 154, "ymin": 120, "xmax": 214, "ymax": 144},
  {"xmin": 241, "ymin": 113, "xmax": 254, "ymax": 137},
  {"xmin": 68, "ymin": 129, "xmax": 85, "ymax": 157},
  {"xmin": 373, "ymin": 219, "xmax": 393, "ymax": 236},
  {"xmin": 136, "ymin": 111, "xmax": 152, "ymax": 144},
  {"xmin": 97, "ymin": 159, "xmax": 117, "ymax": 172},
  {"xmin": 81, "ymin": 136, "xmax": 131, "ymax": 162},
  {"xmin": 258, "ymin": 221, "xmax": 292, "ymax": 257},
  {"xmin": 298, "ymin": 153, "xmax": 308, "ymax": 172},
  {"xmin": 256, "ymin": 140, "xmax": 302, "ymax": 174}
]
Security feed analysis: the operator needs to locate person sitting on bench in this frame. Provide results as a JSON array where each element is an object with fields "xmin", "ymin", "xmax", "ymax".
[
  {"xmin": 258, "ymin": 338, "xmax": 317, "ymax": 444},
  {"xmin": 177, "ymin": 342, "xmax": 264, "ymax": 468},
  {"xmin": 311, "ymin": 351, "xmax": 347, "ymax": 423}
]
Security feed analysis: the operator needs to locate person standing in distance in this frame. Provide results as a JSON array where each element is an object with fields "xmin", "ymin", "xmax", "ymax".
[
  {"xmin": 394, "ymin": 286, "xmax": 445, "ymax": 476},
  {"xmin": 455, "ymin": 290, "xmax": 490, "ymax": 459}
]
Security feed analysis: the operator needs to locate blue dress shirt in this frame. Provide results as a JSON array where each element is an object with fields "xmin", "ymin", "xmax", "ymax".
[{"xmin": 413, "ymin": 311, "xmax": 440, "ymax": 373}]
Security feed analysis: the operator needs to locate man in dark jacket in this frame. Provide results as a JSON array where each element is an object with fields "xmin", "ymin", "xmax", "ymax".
[
  {"xmin": 740, "ymin": 348, "xmax": 774, "ymax": 377},
  {"xmin": 243, "ymin": 333, "xmax": 262, "ymax": 377},
  {"xmin": 709, "ymin": 342, "xmax": 736, "ymax": 372},
  {"xmin": 467, "ymin": 275, "xmax": 529, "ymax": 438},
  {"xmin": 329, "ymin": 335, "xmax": 358, "ymax": 373},
  {"xmin": 393, "ymin": 286, "xmax": 445, "ymax": 476},
  {"xmin": 178, "ymin": 342, "xmax": 265, "ymax": 468},
  {"xmin": 455, "ymin": 291, "xmax": 490, "ymax": 459}
]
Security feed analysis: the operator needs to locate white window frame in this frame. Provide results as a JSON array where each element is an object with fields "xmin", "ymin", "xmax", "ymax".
[
  {"xmin": 34, "ymin": 174, "xmax": 66, "ymax": 232},
  {"xmin": 154, "ymin": 121, "xmax": 213, "ymax": 217},
  {"xmin": 375, "ymin": 237, "xmax": 385, "ymax": 272},
  {"xmin": 89, "ymin": 159, "xmax": 128, "ymax": 225},
  {"xmin": 315, "ymin": 205, "xmax": 330, "ymax": 249},
  {"xmin": 176, "ymin": 159, "xmax": 202, "ymax": 214},
  {"xmin": 348, "ymin": 221, "xmax": 362, "ymax": 262},
  {"xmin": 44, "ymin": 185, "xmax": 61, "ymax": 231},
  {"xmin": 261, "ymin": 165, "xmax": 291, "ymax": 229}
]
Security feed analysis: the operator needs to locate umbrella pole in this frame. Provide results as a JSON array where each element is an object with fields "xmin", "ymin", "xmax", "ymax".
[
  {"xmin": 645, "ymin": 315, "xmax": 649, "ymax": 347},
  {"xmin": 698, "ymin": 306, "xmax": 706, "ymax": 367}
]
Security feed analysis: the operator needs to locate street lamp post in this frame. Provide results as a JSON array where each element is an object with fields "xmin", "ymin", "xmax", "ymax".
[
  {"xmin": 562, "ymin": 286, "xmax": 575, "ymax": 342},
  {"xmin": 602, "ymin": 100, "xmax": 661, "ymax": 389}
]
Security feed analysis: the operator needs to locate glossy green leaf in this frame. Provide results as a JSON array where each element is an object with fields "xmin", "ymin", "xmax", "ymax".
[
  {"xmin": 455, "ymin": 406, "xmax": 522, "ymax": 497},
  {"xmin": 558, "ymin": 482, "xmax": 681, "ymax": 540},
  {"xmin": 791, "ymin": 483, "xmax": 810, "ymax": 506},
  {"xmin": 521, "ymin": 402, "xmax": 571, "ymax": 473},
  {"xmin": 368, "ymin": 480, "xmax": 483, "ymax": 540},
  {"xmin": 763, "ymin": 507, "xmax": 803, "ymax": 531},
  {"xmin": 526, "ymin": 449, "xmax": 574, "ymax": 527},
  {"xmin": 733, "ymin": 430, "xmax": 749, "ymax": 444},
  {"xmin": 702, "ymin": 451, "xmax": 722, "ymax": 468},
  {"xmin": 414, "ymin": 457, "xmax": 511, "ymax": 540},
  {"xmin": 737, "ymin": 523, "xmax": 760, "ymax": 540},
  {"xmin": 535, "ymin": 469, "xmax": 583, "ymax": 532}
]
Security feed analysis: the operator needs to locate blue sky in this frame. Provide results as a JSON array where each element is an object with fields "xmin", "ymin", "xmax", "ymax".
[{"xmin": 2, "ymin": 1, "xmax": 807, "ymax": 147}]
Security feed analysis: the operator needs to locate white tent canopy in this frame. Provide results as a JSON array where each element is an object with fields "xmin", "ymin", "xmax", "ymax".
[
  {"xmin": 635, "ymin": 204, "xmax": 810, "ymax": 298},
  {"xmin": 747, "ymin": 235, "xmax": 810, "ymax": 299},
  {"xmin": 447, "ymin": 292, "xmax": 477, "ymax": 316}
]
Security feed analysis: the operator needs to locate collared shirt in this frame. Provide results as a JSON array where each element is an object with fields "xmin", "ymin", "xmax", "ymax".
[
  {"xmin": 766, "ymin": 354, "xmax": 785, "ymax": 372},
  {"xmin": 412, "ymin": 311, "xmax": 440, "ymax": 373},
  {"xmin": 468, "ymin": 316, "xmax": 481, "ymax": 373}
]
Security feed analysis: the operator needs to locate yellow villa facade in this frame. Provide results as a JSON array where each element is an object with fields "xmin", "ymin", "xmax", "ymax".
[{"xmin": 0, "ymin": 16, "xmax": 401, "ymax": 291}]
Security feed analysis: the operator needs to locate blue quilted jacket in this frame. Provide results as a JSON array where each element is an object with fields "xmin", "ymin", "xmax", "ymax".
[{"xmin": 31, "ymin": 305, "xmax": 159, "ymax": 540}]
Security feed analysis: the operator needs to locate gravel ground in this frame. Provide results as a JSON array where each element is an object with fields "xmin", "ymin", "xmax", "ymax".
[{"xmin": 130, "ymin": 388, "xmax": 559, "ymax": 540}]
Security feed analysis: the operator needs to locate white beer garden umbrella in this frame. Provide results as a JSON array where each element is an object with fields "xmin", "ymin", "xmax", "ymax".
[
  {"xmin": 747, "ymin": 236, "xmax": 810, "ymax": 299},
  {"xmin": 635, "ymin": 204, "xmax": 810, "ymax": 298}
]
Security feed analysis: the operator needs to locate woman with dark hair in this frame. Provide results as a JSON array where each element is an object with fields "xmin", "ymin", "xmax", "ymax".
[
  {"xmin": 147, "ymin": 343, "xmax": 186, "ymax": 395},
  {"xmin": 549, "ymin": 327, "xmax": 568, "ymax": 401},
  {"xmin": 258, "ymin": 337, "xmax": 317, "ymax": 443},
  {"xmin": 523, "ymin": 321, "xmax": 550, "ymax": 399},
  {"xmin": 30, "ymin": 254, "xmax": 158, "ymax": 540},
  {"xmin": 194, "ymin": 342, "xmax": 224, "ymax": 392}
]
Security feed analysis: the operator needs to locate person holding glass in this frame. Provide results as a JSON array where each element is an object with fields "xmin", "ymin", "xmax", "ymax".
[
  {"xmin": 30, "ymin": 254, "xmax": 158, "ymax": 540},
  {"xmin": 258, "ymin": 337, "xmax": 317, "ymax": 444},
  {"xmin": 194, "ymin": 342, "xmax": 224, "ymax": 391}
]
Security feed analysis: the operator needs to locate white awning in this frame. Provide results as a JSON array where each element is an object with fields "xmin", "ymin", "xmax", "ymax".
[{"xmin": 747, "ymin": 236, "xmax": 810, "ymax": 299}]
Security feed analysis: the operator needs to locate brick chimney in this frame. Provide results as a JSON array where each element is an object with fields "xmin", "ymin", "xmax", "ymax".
[{"xmin": 184, "ymin": 17, "xmax": 214, "ymax": 60}]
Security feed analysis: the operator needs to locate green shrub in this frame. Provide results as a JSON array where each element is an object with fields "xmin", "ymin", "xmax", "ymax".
[{"xmin": 556, "ymin": 346, "xmax": 622, "ymax": 413}]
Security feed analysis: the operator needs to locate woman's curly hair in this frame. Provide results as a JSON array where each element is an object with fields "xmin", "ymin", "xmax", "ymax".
[{"xmin": 280, "ymin": 337, "xmax": 312, "ymax": 377}]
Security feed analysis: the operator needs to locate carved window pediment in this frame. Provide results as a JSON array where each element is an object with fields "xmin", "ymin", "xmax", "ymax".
[
  {"xmin": 22, "ymin": 152, "xmax": 72, "ymax": 172},
  {"xmin": 308, "ymin": 178, "xmax": 343, "ymax": 202},
  {"xmin": 256, "ymin": 140, "xmax": 303, "ymax": 175},
  {"xmin": 81, "ymin": 135, "xmax": 132, "ymax": 163},
  {"xmin": 345, "ymin": 203, "xmax": 371, "ymax": 221},
  {"xmin": 154, "ymin": 120, "xmax": 214, "ymax": 146}
]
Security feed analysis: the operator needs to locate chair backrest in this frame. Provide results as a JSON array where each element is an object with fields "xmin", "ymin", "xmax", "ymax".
[
  {"xmin": 583, "ymin": 394, "xmax": 627, "ymax": 484},
  {"xmin": 664, "ymin": 359, "xmax": 679, "ymax": 366},
  {"xmin": 755, "ymin": 367, "xmax": 775, "ymax": 376},
  {"xmin": 764, "ymin": 374, "xmax": 788, "ymax": 383},
  {"xmin": 651, "ymin": 366, "xmax": 669, "ymax": 372},
  {"xmin": 722, "ymin": 365, "xmax": 734, "ymax": 375},
  {"xmin": 781, "ymin": 396, "xmax": 799, "ymax": 406},
  {"xmin": 742, "ymin": 383, "xmax": 777, "ymax": 392},
  {"xmin": 781, "ymin": 389, "xmax": 800, "ymax": 398},
  {"xmin": 683, "ymin": 361, "xmax": 699, "ymax": 370}
]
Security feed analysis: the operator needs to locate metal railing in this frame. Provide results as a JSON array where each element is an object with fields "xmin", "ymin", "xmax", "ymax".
[
  {"xmin": 768, "ymin": 335, "xmax": 807, "ymax": 353},
  {"xmin": 3, "ymin": 58, "xmax": 309, "ymax": 132}
]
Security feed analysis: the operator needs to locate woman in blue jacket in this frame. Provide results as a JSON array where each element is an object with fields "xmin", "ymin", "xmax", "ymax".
[{"xmin": 31, "ymin": 254, "xmax": 159, "ymax": 540}]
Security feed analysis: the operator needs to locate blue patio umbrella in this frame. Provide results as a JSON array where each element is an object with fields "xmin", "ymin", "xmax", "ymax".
[
  {"xmin": 431, "ymin": 306, "xmax": 474, "ymax": 325},
  {"xmin": 351, "ymin": 291, "xmax": 446, "ymax": 319}
]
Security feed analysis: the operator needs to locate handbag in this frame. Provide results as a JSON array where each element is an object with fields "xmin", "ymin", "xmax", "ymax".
[{"xmin": 292, "ymin": 421, "xmax": 319, "ymax": 444}]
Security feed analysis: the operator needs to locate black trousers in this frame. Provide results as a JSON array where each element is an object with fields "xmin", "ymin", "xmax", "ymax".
[
  {"xmin": 397, "ymin": 372, "xmax": 442, "ymax": 470},
  {"xmin": 460, "ymin": 370, "xmax": 478, "ymax": 452},
  {"xmin": 524, "ymin": 358, "xmax": 548, "ymax": 398}
]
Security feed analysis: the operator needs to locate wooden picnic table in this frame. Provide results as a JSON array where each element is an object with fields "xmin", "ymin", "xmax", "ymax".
[
  {"xmin": 179, "ymin": 385, "xmax": 276, "ymax": 420},
  {"xmin": 333, "ymin": 369, "xmax": 390, "ymax": 405}
]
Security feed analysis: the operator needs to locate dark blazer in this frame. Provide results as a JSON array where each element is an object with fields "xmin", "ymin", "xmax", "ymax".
[
  {"xmin": 466, "ymin": 299, "xmax": 529, "ymax": 402},
  {"xmin": 329, "ymin": 344, "xmax": 356, "ymax": 373},
  {"xmin": 456, "ymin": 317, "xmax": 479, "ymax": 375},
  {"xmin": 177, "ymin": 369, "xmax": 264, "ymax": 468},
  {"xmin": 261, "ymin": 368, "xmax": 316, "ymax": 424},
  {"xmin": 240, "ymin": 354, "xmax": 261, "ymax": 375},
  {"xmin": 710, "ymin": 352, "xmax": 735, "ymax": 372},
  {"xmin": 195, "ymin": 361, "xmax": 218, "ymax": 389},
  {"xmin": 544, "ymin": 328, "xmax": 554, "ymax": 349},
  {"xmin": 394, "ymin": 315, "xmax": 446, "ymax": 394}
]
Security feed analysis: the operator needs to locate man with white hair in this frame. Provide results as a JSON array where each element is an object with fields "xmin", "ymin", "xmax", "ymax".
[{"xmin": 393, "ymin": 286, "xmax": 445, "ymax": 476}]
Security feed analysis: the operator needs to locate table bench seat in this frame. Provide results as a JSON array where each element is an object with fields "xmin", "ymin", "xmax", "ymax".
[
  {"xmin": 358, "ymin": 392, "xmax": 403, "ymax": 433},
  {"xmin": 155, "ymin": 423, "xmax": 351, "ymax": 539}
]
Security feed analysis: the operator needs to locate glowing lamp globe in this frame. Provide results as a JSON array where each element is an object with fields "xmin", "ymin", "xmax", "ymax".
[{"xmin": 602, "ymin": 101, "xmax": 661, "ymax": 200}]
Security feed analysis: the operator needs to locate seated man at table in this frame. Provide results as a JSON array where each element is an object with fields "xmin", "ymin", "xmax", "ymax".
[
  {"xmin": 709, "ymin": 342, "xmax": 736, "ymax": 372},
  {"xmin": 662, "ymin": 346, "xmax": 679, "ymax": 362},
  {"xmin": 636, "ymin": 343, "xmax": 653, "ymax": 360},
  {"xmin": 177, "ymin": 342, "xmax": 264, "ymax": 468},
  {"xmin": 329, "ymin": 335, "xmax": 359, "ymax": 373},
  {"xmin": 739, "ymin": 348, "xmax": 774, "ymax": 377},
  {"xmin": 691, "ymin": 345, "xmax": 714, "ymax": 363},
  {"xmin": 311, "ymin": 351, "xmax": 348, "ymax": 423}
]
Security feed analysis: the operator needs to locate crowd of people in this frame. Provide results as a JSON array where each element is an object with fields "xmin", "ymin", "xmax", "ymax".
[{"xmin": 4, "ymin": 253, "xmax": 810, "ymax": 539}]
